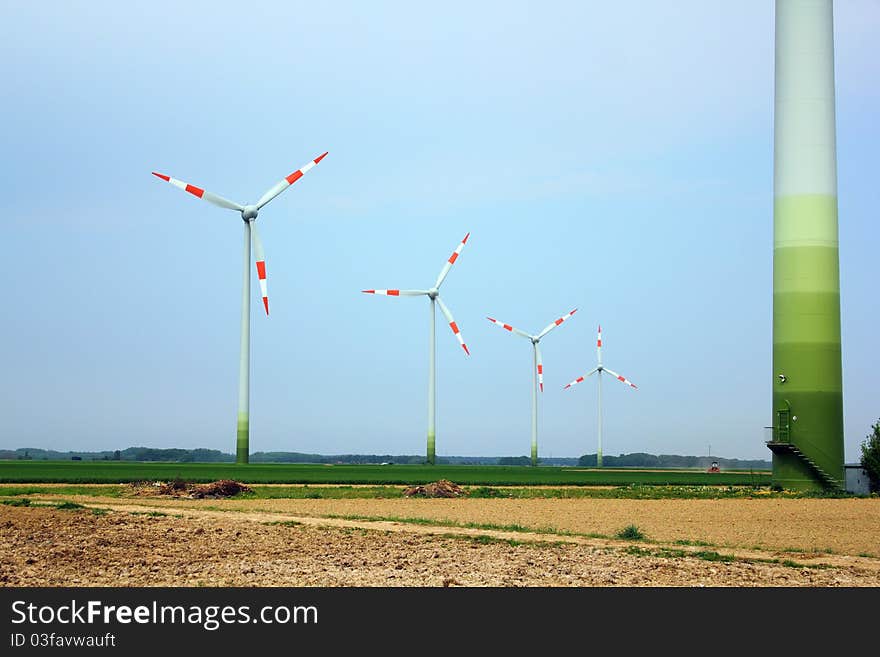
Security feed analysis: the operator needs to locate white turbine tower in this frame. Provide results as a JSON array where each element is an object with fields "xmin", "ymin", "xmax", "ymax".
[
  {"xmin": 363, "ymin": 233, "xmax": 471, "ymax": 465},
  {"xmin": 486, "ymin": 309, "xmax": 577, "ymax": 466},
  {"xmin": 564, "ymin": 325, "xmax": 637, "ymax": 467},
  {"xmin": 152, "ymin": 152, "xmax": 328, "ymax": 464}
]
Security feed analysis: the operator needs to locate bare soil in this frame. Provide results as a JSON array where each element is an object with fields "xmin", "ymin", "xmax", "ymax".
[
  {"xmin": 32, "ymin": 494, "xmax": 878, "ymax": 555},
  {"xmin": 2, "ymin": 496, "xmax": 880, "ymax": 587}
]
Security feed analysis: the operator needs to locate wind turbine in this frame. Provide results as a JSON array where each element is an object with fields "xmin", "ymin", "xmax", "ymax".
[
  {"xmin": 563, "ymin": 325, "xmax": 637, "ymax": 467},
  {"xmin": 152, "ymin": 152, "xmax": 328, "ymax": 464},
  {"xmin": 363, "ymin": 233, "xmax": 471, "ymax": 465},
  {"xmin": 486, "ymin": 309, "xmax": 577, "ymax": 466}
]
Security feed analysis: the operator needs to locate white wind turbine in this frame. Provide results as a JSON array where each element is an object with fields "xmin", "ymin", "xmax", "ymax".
[
  {"xmin": 152, "ymin": 152, "xmax": 328, "ymax": 464},
  {"xmin": 486, "ymin": 309, "xmax": 577, "ymax": 466},
  {"xmin": 564, "ymin": 325, "xmax": 638, "ymax": 467},
  {"xmin": 362, "ymin": 233, "xmax": 471, "ymax": 465}
]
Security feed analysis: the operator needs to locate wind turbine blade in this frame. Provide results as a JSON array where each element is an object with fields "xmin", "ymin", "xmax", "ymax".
[
  {"xmin": 255, "ymin": 152, "xmax": 328, "ymax": 210},
  {"xmin": 603, "ymin": 367, "xmax": 638, "ymax": 389},
  {"xmin": 536, "ymin": 342, "xmax": 544, "ymax": 392},
  {"xmin": 436, "ymin": 297, "xmax": 469, "ymax": 356},
  {"xmin": 152, "ymin": 172, "xmax": 243, "ymax": 211},
  {"xmin": 361, "ymin": 289, "xmax": 428, "ymax": 296},
  {"xmin": 563, "ymin": 368, "xmax": 598, "ymax": 389},
  {"xmin": 250, "ymin": 222, "xmax": 269, "ymax": 315},
  {"xmin": 597, "ymin": 324, "xmax": 603, "ymax": 365},
  {"xmin": 536, "ymin": 308, "xmax": 578, "ymax": 339},
  {"xmin": 434, "ymin": 233, "xmax": 470, "ymax": 289},
  {"xmin": 486, "ymin": 317, "xmax": 531, "ymax": 339}
]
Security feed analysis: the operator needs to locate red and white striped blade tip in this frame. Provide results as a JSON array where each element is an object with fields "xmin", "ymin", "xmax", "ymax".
[
  {"xmin": 152, "ymin": 172, "xmax": 205, "ymax": 199},
  {"xmin": 314, "ymin": 151, "xmax": 329, "ymax": 164},
  {"xmin": 607, "ymin": 370, "xmax": 637, "ymax": 389},
  {"xmin": 486, "ymin": 317, "xmax": 513, "ymax": 331},
  {"xmin": 362, "ymin": 289, "xmax": 399, "ymax": 296},
  {"xmin": 262, "ymin": 298, "xmax": 269, "ymax": 315},
  {"xmin": 448, "ymin": 320, "xmax": 469, "ymax": 356},
  {"xmin": 555, "ymin": 308, "xmax": 577, "ymax": 325},
  {"xmin": 448, "ymin": 234, "xmax": 469, "ymax": 263}
]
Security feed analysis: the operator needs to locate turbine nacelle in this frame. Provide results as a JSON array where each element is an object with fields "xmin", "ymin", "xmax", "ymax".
[
  {"xmin": 241, "ymin": 205, "xmax": 259, "ymax": 221},
  {"xmin": 428, "ymin": 288, "xmax": 439, "ymax": 299}
]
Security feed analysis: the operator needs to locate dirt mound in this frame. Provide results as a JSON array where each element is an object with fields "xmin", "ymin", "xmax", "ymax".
[
  {"xmin": 190, "ymin": 480, "xmax": 252, "ymax": 499},
  {"xmin": 403, "ymin": 480, "xmax": 465, "ymax": 498},
  {"xmin": 129, "ymin": 479, "xmax": 251, "ymax": 499}
]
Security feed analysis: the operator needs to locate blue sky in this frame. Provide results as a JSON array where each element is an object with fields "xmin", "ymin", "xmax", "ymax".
[{"xmin": 0, "ymin": 1, "xmax": 876, "ymax": 461}]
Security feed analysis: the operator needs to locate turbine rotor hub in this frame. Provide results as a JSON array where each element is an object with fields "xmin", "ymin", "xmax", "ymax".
[
  {"xmin": 241, "ymin": 205, "xmax": 259, "ymax": 221},
  {"xmin": 428, "ymin": 288, "xmax": 439, "ymax": 299}
]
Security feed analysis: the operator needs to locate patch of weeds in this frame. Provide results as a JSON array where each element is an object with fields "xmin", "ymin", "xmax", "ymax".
[
  {"xmin": 673, "ymin": 539, "xmax": 712, "ymax": 547},
  {"xmin": 470, "ymin": 535, "xmax": 499, "ymax": 545},
  {"xmin": 616, "ymin": 524, "xmax": 645, "ymax": 541},
  {"xmin": 624, "ymin": 546, "xmax": 652, "ymax": 557},
  {"xmin": 858, "ymin": 552, "xmax": 875, "ymax": 559},
  {"xmin": 91, "ymin": 508, "xmax": 108, "ymax": 516},
  {"xmin": 779, "ymin": 546, "xmax": 835, "ymax": 555},
  {"xmin": 692, "ymin": 551, "xmax": 735, "ymax": 563},
  {"xmin": 769, "ymin": 558, "xmax": 832, "ymax": 570},
  {"xmin": 130, "ymin": 511, "xmax": 167, "ymax": 517},
  {"xmin": 266, "ymin": 520, "xmax": 302, "ymax": 527},
  {"xmin": 468, "ymin": 486, "xmax": 508, "ymax": 498},
  {"xmin": 56, "ymin": 501, "xmax": 84, "ymax": 510},
  {"xmin": 304, "ymin": 491, "xmax": 322, "ymax": 499},
  {"xmin": 1, "ymin": 498, "xmax": 31, "ymax": 507},
  {"xmin": 0, "ymin": 487, "xmax": 43, "ymax": 496},
  {"xmin": 324, "ymin": 513, "xmax": 604, "ymax": 541},
  {"xmin": 625, "ymin": 546, "xmax": 688, "ymax": 559},
  {"xmin": 439, "ymin": 533, "xmax": 552, "ymax": 549},
  {"xmin": 656, "ymin": 548, "xmax": 688, "ymax": 559}
]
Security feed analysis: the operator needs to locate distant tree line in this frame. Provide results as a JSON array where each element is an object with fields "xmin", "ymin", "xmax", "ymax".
[
  {"xmin": 0, "ymin": 446, "xmax": 770, "ymax": 469},
  {"xmin": 577, "ymin": 452, "xmax": 770, "ymax": 469},
  {"xmin": 0, "ymin": 447, "xmax": 232, "ymax": 462}
]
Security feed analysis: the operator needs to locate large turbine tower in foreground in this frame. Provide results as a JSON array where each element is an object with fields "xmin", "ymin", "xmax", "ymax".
[
  {"xmin": 152, "ymin": 152, "xmax": 328, "ymax": 464},
  {"xmin": 768, "ymin": 0, "xmax": 844, "ymax": 490}
]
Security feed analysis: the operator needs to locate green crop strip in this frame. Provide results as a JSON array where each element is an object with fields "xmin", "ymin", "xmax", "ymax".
[{"xmin": 0, "ymin": 461, "xmax": 771, "ymax": 487}]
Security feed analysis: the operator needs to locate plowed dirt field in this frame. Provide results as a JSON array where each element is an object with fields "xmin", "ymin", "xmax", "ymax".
[{"xmin": 2, "ymin": 491, "xmax": 878, "ymax": 586}]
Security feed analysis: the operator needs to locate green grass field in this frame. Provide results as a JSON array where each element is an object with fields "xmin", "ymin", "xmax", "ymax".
[{"xmin": 0, "ymin": 461, "xmax": 771, "ymax": 486}]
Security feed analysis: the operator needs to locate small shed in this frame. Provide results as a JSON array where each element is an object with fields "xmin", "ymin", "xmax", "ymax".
[{"xmin": 844, "ymin": 464, "xmax": 872, "ymax": 495}]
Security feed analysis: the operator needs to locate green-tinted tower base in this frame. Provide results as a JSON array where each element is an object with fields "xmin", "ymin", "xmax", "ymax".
[
  {"xmin": 236, "ymin": 413, "xmax": 249, "ymax": 464},
  {"xmin": 772, "ymin": 207, "xmax": 844, "ymax": 490},
  {"xmin": 426, "ymin": 434, "xmax": 435, "ymax": 466}
]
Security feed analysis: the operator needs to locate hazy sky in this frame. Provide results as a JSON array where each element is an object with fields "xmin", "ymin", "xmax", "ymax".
[{"xmin": 1, "ymin": 1, "xmax": 876, "ymax": 461}]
